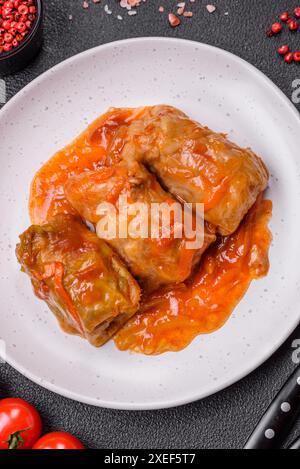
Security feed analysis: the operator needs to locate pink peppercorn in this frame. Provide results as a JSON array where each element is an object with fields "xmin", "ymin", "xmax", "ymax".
[{"xmin": 0, "ymin": 0, "xmax": 37, "ymax": 54}]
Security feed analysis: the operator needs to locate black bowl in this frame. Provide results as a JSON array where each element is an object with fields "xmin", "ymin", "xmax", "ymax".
[{"xmin": 0, "ymin": 0, "xmax": 43, "ymax": 77}]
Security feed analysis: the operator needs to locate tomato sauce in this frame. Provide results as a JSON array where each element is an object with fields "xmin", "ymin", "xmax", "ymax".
[
  {"xmin": 29, "ymin": 108, "xmax": 141, "ymax": 224},
  {"xmin": 29, "ymin": 110, "xmax": 272, "ymax": 355}
]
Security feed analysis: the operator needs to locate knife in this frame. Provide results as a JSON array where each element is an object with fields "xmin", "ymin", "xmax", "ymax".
[{"xmin": 244, "ymin": 365, "xmax": 300, "ymax": 449}]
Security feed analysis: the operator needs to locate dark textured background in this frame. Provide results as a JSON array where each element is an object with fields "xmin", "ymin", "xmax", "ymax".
[{"xmin": 1, "ymin": 0, "xmax": 300, "ymax": 450}]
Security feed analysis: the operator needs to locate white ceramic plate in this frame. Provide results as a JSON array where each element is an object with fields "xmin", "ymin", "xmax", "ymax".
[{"xmin": 1, "ymin": 38, "xmax": 300, "ymax": 410}]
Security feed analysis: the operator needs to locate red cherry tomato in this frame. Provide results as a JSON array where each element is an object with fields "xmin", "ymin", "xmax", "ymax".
[
  {"xmin": 33, "ymin": 432, "xmax": 85, "ymax": 450},
  {"xmin": 0, "ymin": 398, "xmax": 42, "ymax": 449}
]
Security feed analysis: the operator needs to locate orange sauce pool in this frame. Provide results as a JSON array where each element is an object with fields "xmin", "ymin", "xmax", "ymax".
[
  {"xmin": 29, "ymin": 110, "xmax": 273, "ymax": 355},
  {"xmin": 114, "ymin": 197, "xmax": 272, "ymax": 354}
]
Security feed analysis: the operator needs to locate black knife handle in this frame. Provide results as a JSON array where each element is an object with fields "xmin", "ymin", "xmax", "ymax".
[
  {"xmin": 244, "ymin": 366, "xmax": 300, "ymax": 449},
  {"xmin": 289, "ymin": 435, "xmax": 300, "ymax": 449}
]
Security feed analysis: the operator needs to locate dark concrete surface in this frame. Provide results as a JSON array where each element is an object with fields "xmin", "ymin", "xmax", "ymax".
[{"xmin": 1, "ymin": 0, "xmax": 300, "ymax": 449}]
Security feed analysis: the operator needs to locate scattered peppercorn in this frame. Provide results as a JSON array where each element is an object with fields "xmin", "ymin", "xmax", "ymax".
[
  {"xmin": 168, "ymin": 13, "xmax": 180, "ymax": 27},
  {"xmin": 288, "ymin": 19, "xmax": 298, "ymax": 31},
  {"xmin": 279, "ymin": 11, "xmax": 289, "ymax": 22},
  {"xmin": 284, "ymin": 52, "xmax": 294, "ymax": 63},
  {"xmin": 0, "ymin": 0, "xmax": 37, "ymax": 55},
  {"xmin": 294, "ymin": 7, "xmax": 300, "ymax": 18},
  {"xmin": 271, "ymin": 22, "xmax": 283, "ymax": 34},
  {"xmin": 278, "ymin": 44, "xmax": 289, "ymax": 56}
]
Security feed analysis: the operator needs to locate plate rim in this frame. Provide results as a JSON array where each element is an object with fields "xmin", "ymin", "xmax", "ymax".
[{"xmin": 1, "ymin": 36, "xmax": 300, "ymax": 410}]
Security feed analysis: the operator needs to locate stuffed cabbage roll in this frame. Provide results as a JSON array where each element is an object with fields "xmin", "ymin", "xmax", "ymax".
[
  {"xmin": 16, "ymin": 214, "xmax": 141, "ymax": 347},
  {"xmin": 116, "ymin": 105, "xmax": 269, "ymax": 235},
  {"xmin": 65, "ymin": 161, "xmax": 216, "ymax": 292}
]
